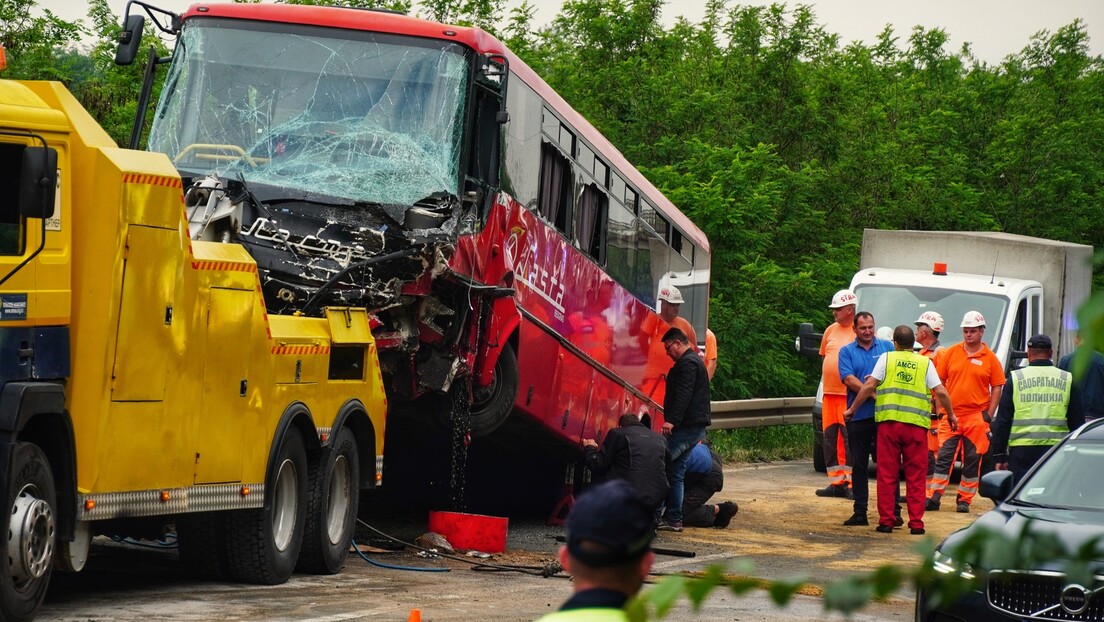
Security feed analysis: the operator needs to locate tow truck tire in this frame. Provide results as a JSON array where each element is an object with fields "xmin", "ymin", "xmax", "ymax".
[
  {"xmin": 176, "ymin": 512, "xmax": 229, "ymax": 579},
  {"xmin": 298, "ymin": 426, "xmax": 359, "ymax": 574},
  {"xmin": 226, "ymin": 431, "xmax": 307, "ymax": 584},
  {"xmin": 468, "ymin": 342, "xmax": 518, "ymax": 438},
  {"xmin": 1, "ymin": 442, "xmax": 57, "ymax": 622}
]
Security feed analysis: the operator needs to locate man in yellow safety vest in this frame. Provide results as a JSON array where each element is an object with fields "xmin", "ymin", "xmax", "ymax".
[
  {"xmin": 991, "ymin": 333, "xmax": 1084, "ymax": 483},
  {"xmin": 845, "ymin": 325, "xmax": 957, "ymax": 535}
]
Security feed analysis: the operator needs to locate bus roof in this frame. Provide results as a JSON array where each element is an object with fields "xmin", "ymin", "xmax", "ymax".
[{"xmin": 180, "ymin": 3, "xmax": 709, "ymax": 254}]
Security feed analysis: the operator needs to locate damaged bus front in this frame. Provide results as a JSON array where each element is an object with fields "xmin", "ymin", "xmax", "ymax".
[{"xmin": 124, "ymin": 3, "xmax": 517, "ymax": 434}]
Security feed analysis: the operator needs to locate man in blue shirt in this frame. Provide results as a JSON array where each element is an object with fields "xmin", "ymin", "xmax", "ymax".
[{"xmin": 838, "ymin": 311, "xmax": 894, "ymax": 526}]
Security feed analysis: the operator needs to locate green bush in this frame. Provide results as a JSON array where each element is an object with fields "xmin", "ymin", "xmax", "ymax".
[{"xmin": 708, "ymin": 425, "xmax": 813, "ymax": 464}]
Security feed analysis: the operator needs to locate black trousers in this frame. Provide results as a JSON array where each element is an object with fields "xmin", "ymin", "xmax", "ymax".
[{"xmin": 846, "ymin": 417, "xmax": 877, "ymax": 515}]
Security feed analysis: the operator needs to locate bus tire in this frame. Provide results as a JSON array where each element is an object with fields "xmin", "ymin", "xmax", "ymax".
[
  {"xmin": 176, "ymin": 512, "xmax": 229, "ymax": 579},
  {"xmin": 226, "ymin": 431, "xmax": 307, "ymax": 584},
  {"xmin": 298, "ymin": 426, "xmax": 359, "ymax": 574},
  {"xmin": 1, "ymin": 442, "xmax": 57, "ymax": 622},
  {"xmin": 468, "ymin": 342, "xmax": 518, "ymax": 438}
]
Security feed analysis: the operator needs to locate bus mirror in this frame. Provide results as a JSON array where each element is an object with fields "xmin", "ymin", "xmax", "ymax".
[
  {"xmin": 20, "ymin": 146, "xmax": 57, "ymax": 220},
  {"xmin": 115, "ymin": 15, "xmax": 146, "ymax": 65}
]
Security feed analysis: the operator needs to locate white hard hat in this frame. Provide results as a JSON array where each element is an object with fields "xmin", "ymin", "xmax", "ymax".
[
  {"xmin": 828, "ymin": 289, "xmax": 857, "ymax": 309},
  {"xmin": 960, "ymin": 311, "xmax": 986, "ymax": 328},
  {"xmin": 915, "ymin": 311, "xmax": 945, "ymax": 333},
  {"xmin": 657, "ymin": 285, "xmax": 684, "ymax": 304}
]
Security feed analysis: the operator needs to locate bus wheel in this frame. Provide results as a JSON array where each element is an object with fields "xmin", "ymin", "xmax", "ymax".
[
  {"xmin": 2, "ymin": 442, "xmax": 56, "ymax": 622},
  {"xmin": 298, "ymin": 426, "xmax": 360, "ymax": 574},
  {"xmin": 226, "ymin": 431, "xmax": 307, "ymax": 584},
  {"xmin": 176, "ymin": 512, "xmax": 229, "ymax": 579},
  {"xmin": 468, "ymin": 342, "xmax": 518, "ymax": 438}
]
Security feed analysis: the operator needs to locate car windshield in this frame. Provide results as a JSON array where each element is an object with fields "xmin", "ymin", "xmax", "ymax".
[
  {"xmin": 854, "ymin": 284, "xmax": 1008, "ymax": 349},
  {"xmin": 1013, "ymin": 440, "xmax": 1104, "ymax": 511},
  {"xmin": 148, "ymin": 18, "xmax": 473, "ymax": 207}
]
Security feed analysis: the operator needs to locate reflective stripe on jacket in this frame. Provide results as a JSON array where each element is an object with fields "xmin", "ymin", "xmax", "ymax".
[
  {"xmin": 535, "ymin": 608, "xmax": 630, "ymax": 622},
  {"xmin": 875, "ymin": 351, "xmax": 932, "ymax": 428},
  {"xmin": 1010, "ymin": 365, "xmax": 1072, "ymax": 446}
]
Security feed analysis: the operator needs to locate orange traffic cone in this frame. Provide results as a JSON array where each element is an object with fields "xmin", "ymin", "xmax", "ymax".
[{"xmin": 407, "ymin": 609, "xmax": 422, "ymax": 622}]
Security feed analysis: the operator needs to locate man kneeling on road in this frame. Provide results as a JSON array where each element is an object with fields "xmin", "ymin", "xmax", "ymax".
[
  {"xmin": 681, "ymin": 442, "xmax": 738, "ymax": 529},
  {"xmin": 845, "ymin": 325, "xmax": 957, "ymax": 535}
]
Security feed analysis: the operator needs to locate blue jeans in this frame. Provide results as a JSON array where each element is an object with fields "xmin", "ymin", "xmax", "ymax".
[{"xmin": 663, "ymin": 426, "xmax": 707, "ymax": 523}]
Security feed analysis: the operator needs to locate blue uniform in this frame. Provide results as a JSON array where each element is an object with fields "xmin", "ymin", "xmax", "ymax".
[{"xmin": 838, "ymin": 339, "xmax": 894, "ymax": 420}]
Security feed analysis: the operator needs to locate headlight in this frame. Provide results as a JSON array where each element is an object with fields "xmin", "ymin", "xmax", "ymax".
[{"xmin": 932, "ymin": 549, "xmax": 976, "ymax": 579}]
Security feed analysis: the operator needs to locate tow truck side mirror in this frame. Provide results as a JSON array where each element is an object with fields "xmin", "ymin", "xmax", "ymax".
[
  {"xmin": 20, "ymin": 146, "xmax": 57, "ymax": 219},
  {"xmin": 795, "ymin": 322, "xmax": 822, "ymax": 357},
  {"xmin": 115, "ymin": 15, "xmax": 146, "ymax": 66}
]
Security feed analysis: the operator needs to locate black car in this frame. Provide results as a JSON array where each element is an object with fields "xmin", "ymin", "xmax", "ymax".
[{"xmin": 916, "ymin": 418, "xmax": 1104, "ymax": 621}]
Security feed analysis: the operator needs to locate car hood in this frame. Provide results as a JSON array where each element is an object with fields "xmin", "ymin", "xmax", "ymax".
[{"xmin": 942, "ymin": 504, "xmax": 1104, "ymax": 571}]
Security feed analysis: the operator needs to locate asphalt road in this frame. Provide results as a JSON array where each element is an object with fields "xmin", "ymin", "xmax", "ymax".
[{"xmin": 37, "ymin": 461, "xmax": 979, "ymax": 621}]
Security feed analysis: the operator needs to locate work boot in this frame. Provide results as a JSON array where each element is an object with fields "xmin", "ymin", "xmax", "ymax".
[
  {"xmin": 815, "ymin": 484, "xmax": 848, "ymax": 498},
  {"xmin": 956, "ymin": 502, "xmax": 970, "ymax": 513},
  {"xmin": 845, "ymin": 487, "xmax": 855, "ymax": 500},
  {"xmin": 925, "ymin": 492, "xmax": 942, "ymax": 512},
  {"xmin": 910, "ymin": 527, "xmax": 926, "ymax": 535},
  {"xmin": 875, "ymin": 525, "xmax": 894, "ymax": 533},
  {"xmin": 714, "ymin": 502, "xmax": 739, "ymax": 529},
  {"xmin": 843, "ymin": 513, "xmax": 868, "ymax": 526}
]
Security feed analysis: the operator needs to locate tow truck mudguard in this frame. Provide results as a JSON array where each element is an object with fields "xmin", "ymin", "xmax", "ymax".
[{"xmin": 0, "ymin": 382, "xmax": 77, "ymax": 541}]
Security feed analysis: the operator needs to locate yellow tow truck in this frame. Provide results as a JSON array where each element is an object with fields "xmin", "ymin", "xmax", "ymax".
[{"xmin": 0, "ymin": 49, "xmax": 388, "ymax": 622}]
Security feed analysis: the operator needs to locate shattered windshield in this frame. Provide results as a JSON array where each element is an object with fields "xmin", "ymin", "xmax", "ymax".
[{"xmin": 149, "ymin": 18, "xmax": 472, "ymax": 207}]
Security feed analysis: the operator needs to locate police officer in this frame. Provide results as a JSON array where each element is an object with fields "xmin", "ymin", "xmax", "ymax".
[{"xmin": 991, "ymin": 334, "xmax": 1085, "ymax": 483}]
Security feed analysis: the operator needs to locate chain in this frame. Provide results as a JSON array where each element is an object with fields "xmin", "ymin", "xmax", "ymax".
[{"xmin": 448, "ymin": 381, "xmax": 472, "ymax": 512}]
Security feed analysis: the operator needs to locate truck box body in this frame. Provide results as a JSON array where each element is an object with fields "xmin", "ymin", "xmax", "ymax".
[{"xmin": 860, "ymin": 229, "xmax": 1093, "ymax": 361}]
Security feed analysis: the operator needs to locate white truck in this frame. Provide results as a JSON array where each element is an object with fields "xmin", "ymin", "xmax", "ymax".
[{"xmin": 797, "ymin": 229, "xmax": 1093, "ymax": 472}]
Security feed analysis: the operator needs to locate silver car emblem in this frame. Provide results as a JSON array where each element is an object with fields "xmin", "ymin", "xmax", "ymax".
[{"xmin": 1060, "ymin": 584, "xmax": 1089, "ymax": 615}]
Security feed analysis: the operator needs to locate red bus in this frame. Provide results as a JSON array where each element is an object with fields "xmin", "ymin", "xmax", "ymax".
[{"xmin": 125, "ymin": 2, "xmax": 710, "ymax": 468}]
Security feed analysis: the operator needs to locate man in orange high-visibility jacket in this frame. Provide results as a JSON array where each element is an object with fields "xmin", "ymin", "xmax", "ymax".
[
  {"xmin": 928, "ymin": 311, "xmax": 1005, "ymax": 513},
  {"xmin": 815, "ymin": 289, "xmax": 857, "ymax": 499}
]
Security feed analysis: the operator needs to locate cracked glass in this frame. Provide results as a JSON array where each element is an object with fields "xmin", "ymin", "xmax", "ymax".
[{"xmin": 149, "ymin": 18, "xmax": 473, "ymax": 208}]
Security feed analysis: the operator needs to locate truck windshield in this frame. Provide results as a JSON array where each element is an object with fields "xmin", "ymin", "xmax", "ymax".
[
  {"xmin": 148, "ymin": 18, "xmax": 472, "ymax": 207},
  {"xmin": 853, "ymin": 284, "xmax": 1008, "ymax": 350}
]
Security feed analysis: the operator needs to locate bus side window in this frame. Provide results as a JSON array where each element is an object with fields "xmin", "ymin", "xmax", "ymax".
[
  {"xmin": 575, "ymin": 183, "xmax": 607, "ymax": 264},
  {"xmin": 0, "ymin": 142, "xmax": 26, "ymax": 255},
  {"xmin": 538, "ymin": 142, "xmax": 572, "ymax": 234}
]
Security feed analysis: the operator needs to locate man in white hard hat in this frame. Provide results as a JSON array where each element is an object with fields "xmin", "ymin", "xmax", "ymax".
[
  {"xmin": 928, "ymin": 311, "xmax": 1005, "ymax": 513},
  {"xmin": 914, "ymin": 311, "xmax": 946, "ymax": 494},
  {"xmin": 657, "ymin": 286, "xmax": 697, "ymax": 351},
  {"xmin": 815, "ymin": 289, "xmax": 857, "ymax": 498}
]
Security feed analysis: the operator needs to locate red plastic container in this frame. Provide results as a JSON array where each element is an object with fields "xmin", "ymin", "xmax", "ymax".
[{"xmin": 427, "ymin": 510, "xmax": 509, "ymax": 553}]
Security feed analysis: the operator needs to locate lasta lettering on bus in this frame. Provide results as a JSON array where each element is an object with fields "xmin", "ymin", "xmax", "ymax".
[{"xmin": 509, "ymin": 224, "xmax": 567, "ymax": 318}]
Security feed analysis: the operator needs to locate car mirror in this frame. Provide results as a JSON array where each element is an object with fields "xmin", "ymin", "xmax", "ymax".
[
  {"xmin": 979, "ymin": 470, "xmax": 1014, "ymax": 502},
  {"xmin": 795, "ymin": 322, "xmax": 822, "ymax": 357}
]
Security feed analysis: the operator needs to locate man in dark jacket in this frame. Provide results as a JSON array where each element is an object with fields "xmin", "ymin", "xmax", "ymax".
[
  {"xmin": 582, "ymin": 414, "xmax": 670, "ymax": 512},
  {"xmin": 658, "ymin": 327, "xmax": 711, "ymax": 532}
]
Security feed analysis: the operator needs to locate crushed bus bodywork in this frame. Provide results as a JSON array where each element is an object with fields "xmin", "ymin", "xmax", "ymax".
[{"xmin": 144, "ymin": 12, "xmax": 512, "ymax": 408}]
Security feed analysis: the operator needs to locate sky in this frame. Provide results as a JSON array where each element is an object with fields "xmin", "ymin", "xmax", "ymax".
[{"xmin": 44, "ymin": 0, "xmax": 1104, "ymax": 65}]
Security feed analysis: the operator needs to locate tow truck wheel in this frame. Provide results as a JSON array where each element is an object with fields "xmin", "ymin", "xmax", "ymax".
[
  {"xmin": 1, "ymin": 442, "xmax": 57, "ymax": 622},
  {"xmin": 226, "ymin": 431, "xmax": 307, "ymax": 584},
  {"xmin": 468, "ymin": 342, "xmax": 518, "ymax": 438},
  {"xmin": 298, "ymin": 426, "xmax": 360, "ymax": 574}
]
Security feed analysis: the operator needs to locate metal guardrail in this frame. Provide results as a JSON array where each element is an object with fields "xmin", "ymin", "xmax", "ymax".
[{"xmin": 709, "ymin": 397, "xmax": 814, "ymax": 430}]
